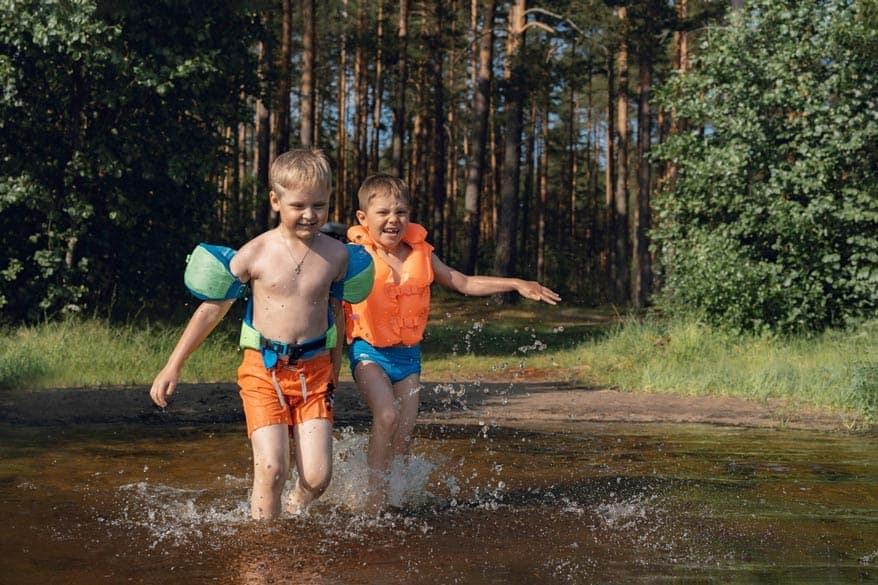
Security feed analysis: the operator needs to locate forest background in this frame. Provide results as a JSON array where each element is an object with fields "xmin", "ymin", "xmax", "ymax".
[
  {"xmin": 1, "ymin": 0, "xmax": 876, "ymax": 332},
  {"xmin": 0, "ymin": 0, "xmax": 876, "ymax": 419}
]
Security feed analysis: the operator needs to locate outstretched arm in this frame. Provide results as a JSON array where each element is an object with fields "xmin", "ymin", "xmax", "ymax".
[
  {"xmin": 150, "ymin": 299, "xmax": 235, "ymax": 407},
  {"xmin": 431, "ymin": 254, "xmax": 561, "ymax": 305}
]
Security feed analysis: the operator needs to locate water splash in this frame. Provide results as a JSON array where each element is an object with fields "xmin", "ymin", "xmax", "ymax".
[
  {"xmin": 451, "ymin": 319, "xmax": 486, "ymax": 356},
  {"xmin": 114, "ymin": 480, "xmax": 249, "ymax": 549},
  {"xmin": 302, "ymin": 427, "xmax": 440, "ymax": 512},
  {"xmin": 427, "ymin": 381, "xmax": 471, "ymax": 411},
  {"xmin": 111, "ymin": 428, "xmax": 461, "ymax": 551}
]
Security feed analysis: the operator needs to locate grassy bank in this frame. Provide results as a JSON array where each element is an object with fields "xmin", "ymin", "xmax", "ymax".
[{"xmin": 1, "ymin": 297, "xmax": 874, "ymax": 423}]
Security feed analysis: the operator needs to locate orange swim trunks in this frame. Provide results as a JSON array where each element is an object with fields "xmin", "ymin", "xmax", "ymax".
[{"xmin": 237, "ymin": 349, "xmax": 335, "ymax": 437}]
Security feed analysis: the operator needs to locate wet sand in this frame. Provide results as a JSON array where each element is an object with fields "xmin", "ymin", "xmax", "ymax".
[{"xmin": 0, "ymin": 378, "xmax": 858, "ymax": 432}]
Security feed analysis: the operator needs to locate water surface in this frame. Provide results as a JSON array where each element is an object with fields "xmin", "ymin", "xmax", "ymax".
[{"xmin": 1, "ymin": 415, "xmax": 875, "ymax": 584}]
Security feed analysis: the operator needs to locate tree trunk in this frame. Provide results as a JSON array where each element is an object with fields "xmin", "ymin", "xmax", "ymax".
[
  {"xmin": 462, "ymin": 0, "xmax": 495, "ymax": 274},
  {"xmin": 537, "ymin": 103, "xmax": 549, "ymax": 283},
  {"xmin": 633, "ymin": 46, "xmax": 653, "ymax": 308},
  {"xmin": 300, "ymin": 0, "xmax": 316, "ymax": 148},
  {"xmin": 567, "ymin": 42, "xmax": 578, "ymax": 246},
  {"xmin": 612, "ymin": 6, "xmax": 630, "ymax": 305},
  {"xmin": 335, "ymin": 0, "xmax": 349, "ymax": 222},
  {"xmin": 274, "ymin": 0, "xmax": 292, "ymax": 157},
  {"xmin": 430, "ymin": 1, "xmax": 447, "ymax": 258},
  {"xmin": 495, "ymin": 0, "xmax": 526, "ymax": 280},
  {"xmin": 391, "ymin": 0, "xmax": 410, "ymax": 177},
  {"xmin": 662, "ymin": 0, "xmax": 689, "ymax": 188},
  {"xmin": 522, "ymin": 98, "xmax": 536, "ymax": 271},
  {"xmin": 489, "ymin": 89, "xmax": 499, "ymax": 241},
  {"xmin": 254, "ymin": 28, "xmax": 272, "ymax": 234},
  {"xmin": 371, "ymin": 0, "xmax": 384, "ymax": 173},
  {"xmin": 410, "ymin": 108, "xmax": 424, "ymax": 217},
  {"xmin": 603, "ymin": 44, "xmax": 615, "ymax": 294},
  {"xmin": 444, "ymin": 0, "xmax": 458, "ymax": 260},
  {"xmin": 353, "ymin": 0, "xmax": 368, "ymax": 188},
  {"xmin": 236, "ymin": 121, "xmax": 247, "ymax": 234}
]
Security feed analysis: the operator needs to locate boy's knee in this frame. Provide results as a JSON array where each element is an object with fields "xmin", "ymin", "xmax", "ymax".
[
  {"xmin": 299, "ymin": 467, "xmax": 332, "ymax": 496},
  {"xmin": 254, "ymin": 457, "xmax": 289, "ymax": 488},
  {"xmin": 373, "ymin": 407, "xmax": 399, "ymax": 433}
]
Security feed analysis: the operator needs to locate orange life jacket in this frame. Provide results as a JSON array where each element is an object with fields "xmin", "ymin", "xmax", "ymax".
[{"xmin": 344, "ymin": 223, "xmax": 434, "ymax": 347}]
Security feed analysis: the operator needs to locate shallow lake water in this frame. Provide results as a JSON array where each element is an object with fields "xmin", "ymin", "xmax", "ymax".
[{"xmin": 1, "ymin": 413, "xmax": 876, "ymax": 584}]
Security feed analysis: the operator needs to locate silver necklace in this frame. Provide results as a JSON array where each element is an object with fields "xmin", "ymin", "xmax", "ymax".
[{"xmin": 280, "ymin": 232, "xmax": 316, "ymax": 275}]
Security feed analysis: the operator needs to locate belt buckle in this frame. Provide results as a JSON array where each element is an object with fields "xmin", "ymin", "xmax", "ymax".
[
  {"xmin": 263, "ymin": 338, "xmax": 309, "ymax": 364},
  {"xmin": 260, "ymin": 340, "xmax": 292, "ymax": 368},
  {"xmin": 276, "ymin": 341, "xmax": 304, "ymax": 363}
]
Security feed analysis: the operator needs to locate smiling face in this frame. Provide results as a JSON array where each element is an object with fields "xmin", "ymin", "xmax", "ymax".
[
  {"xmin": 270, "ymin": 185, "xmax": 330, "ymax": 240},
  {"xmin": 356, "ymin": 193, "xmax": 410, "ymax": 251}
]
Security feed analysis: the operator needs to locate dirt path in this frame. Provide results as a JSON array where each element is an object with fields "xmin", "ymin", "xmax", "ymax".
[
  {"xmin": 0, "ymin": 379, "xmax": 857, "ymax": 432},
  {"xmin": 417, "ymin": 380, "xmax": 857, "ymax": 432}
]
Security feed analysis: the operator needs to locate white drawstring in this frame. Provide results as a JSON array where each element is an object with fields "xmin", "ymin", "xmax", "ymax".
[
  {"xmin": 270, "ymin": 364, "xmax": 309, "ymax": 407},
  {"xmin": 270, "ymin": 367, "xmax": 285, "ymax": 407}
]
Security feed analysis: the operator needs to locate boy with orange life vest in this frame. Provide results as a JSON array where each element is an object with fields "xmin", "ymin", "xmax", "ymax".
[
  {"xmin": 150, "ymin": 149, "xmax": 373, "ymax": 520},
  {"xmin": 345, "ymin": 173, "xmax": 561, "ymax": 512}
]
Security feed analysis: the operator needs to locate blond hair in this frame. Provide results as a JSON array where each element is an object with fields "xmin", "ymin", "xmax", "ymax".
[
  {"xmin": 356, "ymin": 173, "xmax": 409, "ymax": 211},
  {"xmin": 269, "ymin": 149, "xmax": 332, "ymax": 195}
]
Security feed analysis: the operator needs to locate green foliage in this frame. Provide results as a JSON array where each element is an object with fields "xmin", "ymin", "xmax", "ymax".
[
  {"xmin": 0, "ymin": 0, "xmax": 259, "ymax": 323},
  {"xmin": 653, "ymin": 0, "xmax": 878, "ymax": 333}
]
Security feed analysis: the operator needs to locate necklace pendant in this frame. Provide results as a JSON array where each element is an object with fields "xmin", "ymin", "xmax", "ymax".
[{"xmin": 295, "ymin": 265, "xmax": 302, "ymax": 275}]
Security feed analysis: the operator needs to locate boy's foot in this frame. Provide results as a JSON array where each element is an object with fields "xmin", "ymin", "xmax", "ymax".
[
  {"xmin": 360, "ymin": 490, "xmax": 387, "ymax": 516},
  {"xmin": 283, "ymin": 493, "xmax": 309, "ymax": 516}
]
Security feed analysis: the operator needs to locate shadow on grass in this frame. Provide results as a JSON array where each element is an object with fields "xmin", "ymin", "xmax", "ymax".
[{"xmin": 423, "ymin": 296, "xmax": 616, "ymax": 358}]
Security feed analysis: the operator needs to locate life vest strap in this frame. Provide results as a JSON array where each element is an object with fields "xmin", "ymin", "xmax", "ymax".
[{"xmin": 239, "ymin": 297, "xmax": 336, "ymax": 369}]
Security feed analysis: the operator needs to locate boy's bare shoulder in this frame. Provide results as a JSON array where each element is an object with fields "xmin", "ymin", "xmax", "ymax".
[
  {"xmin": 316, "ymin": 233, "xmax": 347, "ymax": 260},
  {"xmin": 230, "ymin": 230, "xmax": 277, "ymax": 280},
  {"xmin": 240, "ymin": 230, "xmax": 273, "ymax": 251}
]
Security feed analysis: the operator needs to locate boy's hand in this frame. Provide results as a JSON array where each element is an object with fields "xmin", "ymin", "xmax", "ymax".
[
  {"xmin": 150, "ymin": 366, "xmax": 181, "ymax": 408},
  {"xmin": 517, "ymin": 280, "xmax": 562, "ymax": 305}
]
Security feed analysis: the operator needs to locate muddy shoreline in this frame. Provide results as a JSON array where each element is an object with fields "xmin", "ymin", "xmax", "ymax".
[{"xmin": 0, "ymin": 379, "xmax": 859, "ymax": 432}]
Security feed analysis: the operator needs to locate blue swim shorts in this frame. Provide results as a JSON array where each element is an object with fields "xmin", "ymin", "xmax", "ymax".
[{"xmin": 348, "ymin": 338, "xmax": 421, "ymax": 384}]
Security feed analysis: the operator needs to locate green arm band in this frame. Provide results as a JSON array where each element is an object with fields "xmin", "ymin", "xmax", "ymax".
[
  {"xmin": 184, "ymin": 243, "xmax": 247, "ymax": 300},
  {"xmin": 339, "ymin": 243, "xmax": 375, "ymax": 303}
]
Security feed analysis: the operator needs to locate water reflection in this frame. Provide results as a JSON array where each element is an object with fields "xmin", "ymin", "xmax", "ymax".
[{"xmin": 0, "ymin": 419, "xmax": 875, "ymax": 584}]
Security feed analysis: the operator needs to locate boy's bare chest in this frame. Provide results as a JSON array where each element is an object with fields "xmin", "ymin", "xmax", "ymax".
[{"xmin": 253, "ymin": 249, "xmax": 333, "ymax": 298}]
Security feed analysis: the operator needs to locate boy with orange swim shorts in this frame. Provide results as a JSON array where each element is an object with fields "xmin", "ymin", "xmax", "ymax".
[
  {"xmin": 150, "ymin": 148, "xmax": 351, "ymax": 520},
  {"xmin": 344, "ymin": 174, "xmax": 561, "ymax": 512}
]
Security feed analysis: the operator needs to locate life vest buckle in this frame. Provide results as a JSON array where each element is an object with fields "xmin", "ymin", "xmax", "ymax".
[{"xmin": 261, "ymin": 335, "xmax": 327, "ymax": 365}]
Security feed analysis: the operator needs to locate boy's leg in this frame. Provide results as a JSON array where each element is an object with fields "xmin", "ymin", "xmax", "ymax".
[
  {"xmin": 391, "ymin": 374, "xmax": 421, "ymax": 458},
  {"xmin": 249, "ymin": 423, "xmax": 291, "ymax": 520},
  {"xmin": 355, "ymin": 362, "xmax": 399, "ymax": 511},
  {"xmin": 287, "ymin": 417, "xmax": 333, "ymax": 512}
]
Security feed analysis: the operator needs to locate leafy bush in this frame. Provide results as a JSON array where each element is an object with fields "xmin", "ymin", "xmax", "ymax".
[
  {"xmin": 0, "ymin": 0, "xmax": 258, "ymax": 323},
  {"xmin": 654, "ymin": 0, "xmax": 878, "ymax": 333}
]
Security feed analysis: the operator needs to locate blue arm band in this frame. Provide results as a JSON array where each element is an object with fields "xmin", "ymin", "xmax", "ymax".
[
  {"xmin": 330, "ymin": 280, "xmax": 344, "ymax": 301},
  {"xmin": 340, "ymin": 243, "xmax": 375, "ymax": 303}
]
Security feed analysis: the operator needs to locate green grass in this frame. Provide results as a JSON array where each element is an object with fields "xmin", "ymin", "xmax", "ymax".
[
  {"xmin": 0, "ymin": 317, "xmax": 242, "ymax": 389},
  {"xmin": 539, "ymin": 315, "xmax": 877, "ymax": 422},
  {"xmin": 1, "ymin": 299, "xmax": 874, "ymax": 424}
]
